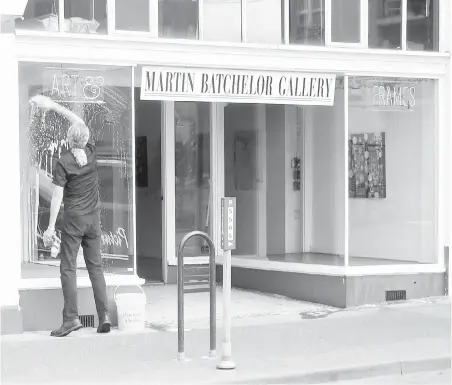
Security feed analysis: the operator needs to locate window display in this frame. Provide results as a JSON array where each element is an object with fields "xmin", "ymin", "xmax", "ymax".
[
  {"xmin": 348, "ymin": 76, "xmax": 437, "ymax": 264},
  {"xmin": 19, "ymin": 63, "xmax": 134, "ymax": 278}
]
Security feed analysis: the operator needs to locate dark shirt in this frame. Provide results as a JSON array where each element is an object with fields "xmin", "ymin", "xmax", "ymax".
[{"xmin": 53, "ymin": 140, "xmax": 100, "ymax": 215}]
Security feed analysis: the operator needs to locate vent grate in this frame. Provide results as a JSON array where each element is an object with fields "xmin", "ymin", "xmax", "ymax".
[
  {"xmin": 79, "ymin": 315, "xmax": 95, "ymax": 328},
  {"xmin": 385, "ymin": 290, "xmax": 406, "ymax": 302}
]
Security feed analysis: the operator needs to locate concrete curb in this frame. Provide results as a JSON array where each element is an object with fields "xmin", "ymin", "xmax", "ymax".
[{"xmin": 224, "ymin": 356, "xmax": 451, "ymax": 384}]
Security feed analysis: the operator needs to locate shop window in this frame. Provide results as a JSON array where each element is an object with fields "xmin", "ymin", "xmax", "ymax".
[
  {"xmin": 407, "ymin": 0, "xmax": 439, "ymax": 51},
  {"xmin": 159, "ymin": 0, "xmax": 199, "ymax": 39},
  {"xmin": 289, "ymin": 0, "xmax": 325, "ymax": 45},
  {"xmin": 115, "ymin": 0, "xmax": 150, "ymax": 32},
  {"xmin": 174, "ymin": 102, "xmax": 211, "ymax": 257},
  {"xmin": 203, "ymin": 0, "xmax": 241, "ymax": 42},
  {"xmin": 331, "ymin": 0, "xmax": 361, "ymax": 44},
  {"xmin": 19, "ymin": 63, "xmax": 135, "ymax": 279},
  {"xmin": 348, "ymin": 77, "xmax": 437, "ymax": 264},
  {"xmin": 15, "ymin": 0, "xmax": 60, "ymax": 32},
  {"xmin": 63, "ymin": 0, "xmax": 107, "ymax": 34},
  {"xmin": 246, "ymin": 0, "xmax": 282, "ymax": 44}
]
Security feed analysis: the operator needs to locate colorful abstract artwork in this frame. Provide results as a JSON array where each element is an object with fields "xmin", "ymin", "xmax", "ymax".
[{"xmin": 349, "ymin": 132, "xmax": 386, "ymax": 199}]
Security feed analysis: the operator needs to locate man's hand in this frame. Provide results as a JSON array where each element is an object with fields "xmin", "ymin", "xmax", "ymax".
[
  {"xmin": 30, "ymin": 95, "xmax": 55, "ymax": 110},
  {"xmin": 43, "ymin": 228, "xmax": 56, "ymax": 248}
]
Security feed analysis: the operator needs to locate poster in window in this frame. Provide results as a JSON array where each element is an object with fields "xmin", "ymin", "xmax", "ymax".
[{"xmin": 349, "ymin": 132, "xmax": 386, "ymax": 199}]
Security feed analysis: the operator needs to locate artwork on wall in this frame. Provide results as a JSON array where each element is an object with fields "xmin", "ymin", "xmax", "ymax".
[{"xmin": 349, "ymin": 132, "xmax": 386, "ymax": 199}]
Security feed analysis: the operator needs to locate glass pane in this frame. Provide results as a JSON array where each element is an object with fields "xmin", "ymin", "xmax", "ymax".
[
  {"xmin": 15, "ymin": 0, "xmax": 60, "ymax": 32},
  {"xmin": 159, "ymin": 0, "xmax": 199, "ymax": 39},
  {"xmin": 64, "ymin": 0, "xmax": 107, "ymax": 34},
  {"xmin": 348, "ymin": 77, "xmax": 436, "ymax": 265},
  {"xmin": 407, "ymin": 0, "xmax": 439, "ymax": 51},
  {"xmin": 368, "ymin": 0, "xmax": 402, "ymax": 49},
  {"xmin": 203, "ymin": 0, "xmax": 241, "ymax": 42},
  {"xmin": 247, "ymin": 0, "xmax": 282, "ymax": 44},
  {"xmin": 224, "ymin": 98, "xmax": 345, "ymax": 266},
  {"xmin": 175, "ymin": 102, "xmax": 211, "ymax": 258},
  {"xmin": 289, "ymin": 0, "xmax": 325, "ymax": 45},
  {"xmin": 331, "ymin": 0, "xmax": 360, "ymax": 43},
  {"xmin": 115, "ymin": 0, "xmax": 150, "ymax": 31},
  {"xmin": 19, "ymin": 63, "xmax": 134, "ymax": 279},
  {"xmin": 224, "ymin": 104, "xmax": 258, "ymax": 256}
]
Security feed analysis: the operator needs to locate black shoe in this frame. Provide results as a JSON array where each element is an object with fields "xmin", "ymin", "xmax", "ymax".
[
  {"xmin": 97, "ymin": 313, "xmax": 111, "ymax": 333},
  {"xmin": 50, "ymin": 319, "xmax": 83, "ymax": 337}
]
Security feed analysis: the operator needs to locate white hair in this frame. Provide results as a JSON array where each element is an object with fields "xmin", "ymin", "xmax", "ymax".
[{"xmin": 67, "ymin": 123, "xmax": 90, "ymax": 167}]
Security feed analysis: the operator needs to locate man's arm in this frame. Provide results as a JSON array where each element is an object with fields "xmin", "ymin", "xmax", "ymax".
[
  {"xmin": 47, "ymin": 186, "xmax": 64, "ymax": 231},
  {"xmin": 30, "ymin": 95, "xmax": 85, "ymax": 126}
]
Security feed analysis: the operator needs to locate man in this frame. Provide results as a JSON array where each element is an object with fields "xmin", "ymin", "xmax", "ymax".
[{"xmin": 31, "ymin": 95, "xmax": 111, "ymax": 337}]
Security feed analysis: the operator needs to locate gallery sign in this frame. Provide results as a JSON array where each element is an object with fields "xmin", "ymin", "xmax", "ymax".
[{"xmin": 141, "ymin": 67, "xmax": 336, "ymax": 106}]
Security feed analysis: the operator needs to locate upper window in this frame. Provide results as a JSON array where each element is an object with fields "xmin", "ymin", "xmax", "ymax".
[
  {"xmin": 15, "ymin": 0, "xmax": 60, "ymax": 32},
  {"xmin": 369, "ymin": 0, "xmax": 439, "ymax": 51},
  {"xmin": 289, "ymin": 0, "xmax": 325, "ymax": 45},
  {"xmin": 15, "ymin": 0, "xmax": 440, "ymax": 51},
  {"xmin": 406, "ymin": 0, "xmax": 439, "ymax": 51},
  {"xmin": 115, "ymin": 0, "xmax": 150, "ymax": 32},
  {"xmin": 64, "ymin": 0, "xmax": 107, "ymax": 34}
]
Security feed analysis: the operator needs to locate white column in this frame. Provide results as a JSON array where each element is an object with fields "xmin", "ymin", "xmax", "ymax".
[
  {"xmin": 256, "ymin": 105, "xmax": 267, "ymax": 258},
  {"xmin": 162, "ymin": 101, "xmax": 176, "ymax": 274},
  {"xmin": 344, "ymin": 76, "xmax": 350, "ymax": 268},
  {"xmin": 0, "ymin": 33, "xmax": 21, "ymax": 308}
]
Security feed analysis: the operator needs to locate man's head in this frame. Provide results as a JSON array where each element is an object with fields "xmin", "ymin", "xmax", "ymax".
[{"xmin": 67, "ymin": 123, "xmax": 89, "ymax": 149}]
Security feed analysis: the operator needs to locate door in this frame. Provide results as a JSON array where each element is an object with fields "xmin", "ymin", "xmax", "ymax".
[{"xmin": 174, "ymin": 102, "xmax": 213, "ymax": 258}]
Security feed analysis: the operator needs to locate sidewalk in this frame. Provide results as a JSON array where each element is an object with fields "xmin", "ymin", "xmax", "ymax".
[{"xmin": 1, "ymin": 295, "xmax": 450, "ymax": 385}]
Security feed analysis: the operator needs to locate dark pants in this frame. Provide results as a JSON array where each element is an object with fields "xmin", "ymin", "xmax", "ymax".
[{"xmin": 60, "ymin": 208, "xmax": 109, "ymax": 322}]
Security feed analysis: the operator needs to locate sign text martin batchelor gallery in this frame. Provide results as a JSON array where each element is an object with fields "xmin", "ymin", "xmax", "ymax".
[{"xmin": 140, "ymin": 67, "xmax": 336, "ymax": 106}]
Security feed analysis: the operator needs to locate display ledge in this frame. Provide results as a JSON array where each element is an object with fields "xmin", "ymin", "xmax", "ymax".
[
  {"xmin": 19, "ymin": 274, "xmax": 145, "ymax": 290},
  {"xmin": 215, "ymin": 255, "xmax": 446, "ymax": 277}
]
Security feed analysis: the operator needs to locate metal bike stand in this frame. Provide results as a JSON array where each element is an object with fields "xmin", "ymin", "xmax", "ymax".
[{"xmin": 177, "ymin": 231, "xmax": 216, "ymax": 361}]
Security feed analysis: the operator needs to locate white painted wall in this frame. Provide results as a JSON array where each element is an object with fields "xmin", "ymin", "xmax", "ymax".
[{"xmin": 304, "ymin": 89, "xmax": 346, "ymax": 256}]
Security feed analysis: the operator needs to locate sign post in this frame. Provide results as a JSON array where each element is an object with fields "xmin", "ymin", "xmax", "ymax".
[{"xmin": 217, "ymin": 198, "xmax": 236, "ymax": 370}]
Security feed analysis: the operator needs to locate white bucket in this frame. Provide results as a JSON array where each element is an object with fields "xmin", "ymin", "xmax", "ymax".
[{"xmin": 114, "ymin": 285, "xmax": 147, "ymax": 332}]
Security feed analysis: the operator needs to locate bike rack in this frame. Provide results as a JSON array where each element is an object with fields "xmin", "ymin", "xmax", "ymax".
[{"xmin": 177, "ymin": 231, "xmax": 216, "ymax": 361}]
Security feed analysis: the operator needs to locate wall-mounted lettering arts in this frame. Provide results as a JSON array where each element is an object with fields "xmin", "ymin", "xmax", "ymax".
[
  {"xmin": 141, "ymin": 67, "xmax": 336, "ymax": 106},
  {"xmin": 50, "ymin": 73, "xmax": 105, "ymax": 103}
]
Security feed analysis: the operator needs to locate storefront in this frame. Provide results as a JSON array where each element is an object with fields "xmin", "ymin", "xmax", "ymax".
[{"xmin": 0, "ymin": 0, "xmax": 450, "ymax": 333}]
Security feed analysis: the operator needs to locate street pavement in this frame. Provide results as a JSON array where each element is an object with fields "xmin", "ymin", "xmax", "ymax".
[
  {"xmin": 1, "ymin": 291, "xmax": 450, "ymax": 385},
  {"xmin": 334, "ymin": 370, "xmax": 451, "ymax": 384}
]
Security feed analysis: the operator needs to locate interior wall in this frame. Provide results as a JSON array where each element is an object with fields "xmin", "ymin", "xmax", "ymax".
[
  {"xmin": 135, "ymin": 92, "xmax": 162, "ymax": 259},
  {"xmin": 285, "ymin": 106, "xmax": 303, "ymax": 254},
  {"xmin": 304, "ymin": 89, "xmax": 345, "ymax": 256},
  {"xmin": 266, "ymin": 105, "xmax": 286, "ymax": 255},
  {"xmin": 348, "ymin": 81, "xmax": 436, "ymax": 263}
]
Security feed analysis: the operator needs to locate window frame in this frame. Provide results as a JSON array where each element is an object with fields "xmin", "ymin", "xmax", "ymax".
[{"xmin": 325, "ymin": 0, "xmax": 368, "ymax": 48}]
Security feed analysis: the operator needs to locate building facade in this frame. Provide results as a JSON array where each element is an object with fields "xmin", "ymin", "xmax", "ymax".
[{"xmin": 0, "ymin": 0, "xmax": 450, "ymax": 334}]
